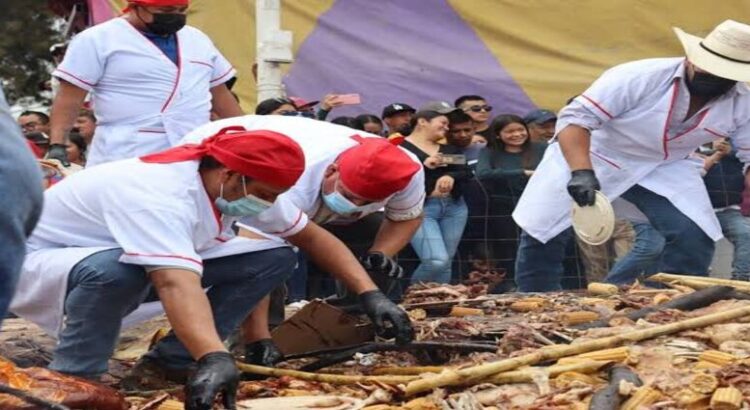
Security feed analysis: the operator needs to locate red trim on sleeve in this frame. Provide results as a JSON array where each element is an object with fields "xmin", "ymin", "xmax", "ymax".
[
  {"xmin": 580, "ymin": 94, "xmax": 614, "ymax": 119},
  {"xmin": 210, "ymin": 67, "xmax": 234, "ymax": 84},
  {"xmin": 386, "ymin": 192, "xmax": 425, "ymax": 211},
  {"xmin": 269, "ymin": 210, "xmax": 305, "ymax": 236},
  {"xmin": 590, "ymin": 151, "xmax": 621, "ymax": 169},
  {"xmin": 123, "ymin": 252, "xmax": 203, "ymax": 266},
  {"xmin": 189, "ymin": 60, "xmax": 214, "ymax": 69},
  {"xmin": 705, "ymin": 128, "xmax": 728, "ymax": 139},
  {"xmin": 54, "ymin": 68, "xmax": 95, "ymax": 87}
]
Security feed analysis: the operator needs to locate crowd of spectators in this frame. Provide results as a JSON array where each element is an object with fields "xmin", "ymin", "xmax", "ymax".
[{"xmin": 17, "ymin": 86, "xmax": 750, "ymax": 300}]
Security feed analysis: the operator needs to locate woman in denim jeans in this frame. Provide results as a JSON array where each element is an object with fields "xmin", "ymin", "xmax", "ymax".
[{"xmin": 401, "ymin": 106, "xmax": 472, "ymax": 284}]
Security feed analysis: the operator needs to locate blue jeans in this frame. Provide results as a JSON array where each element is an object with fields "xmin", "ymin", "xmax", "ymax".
[
  {"xmin": 49, "ymin": 247, "xmax": 296, "ymax": 378},
  {"xmin": 716, "ymin": 208, "xmax": 750, "ymax": 281},
  {"xmin": 621, "ymin": 185, "xmax": 714, "ymax": 275},
  {"xmin": 286, "ymin": 252, "xmax": 307, "ymax": 302},
  {"xmin": 0, "ymin": 89, "xmax": 43, "ymax": 324},
  {"xmin": 410, "ymin": 197, "xmax": 468, "ymax": 284},
  {"xmin": 515, "ymin": 228, "xmax": 573, "ymax": 292},
  {"xmin": 606, "ymin": 222, "xmax": 665, "ymax": 284},
  {"xmin": 516, "ymin": 185, "xmax": 714, "ymax": 291}
]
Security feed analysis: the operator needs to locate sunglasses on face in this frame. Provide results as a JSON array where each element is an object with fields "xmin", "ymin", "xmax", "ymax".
[
  {"xmin": 465, "ymin": 105, "xmax": 493, "ymax": 113},
  {"xmin": 281, "ymin": 111, "xmax": 315, "ymax": 119}
]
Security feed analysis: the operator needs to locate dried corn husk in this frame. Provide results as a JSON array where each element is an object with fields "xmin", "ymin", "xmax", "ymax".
[
  {"xmin": 449, "ymin": 306, "xmax": 484, "ymax": 317},
  {"xmin": 699, "ymin": 350, "xmax": 738, "ymax": 366},
  {"xmin": 510, "ymin": 300, "xmax": 544, "ymax": 312},
  {"xmin": 710, "ymin": 387, "xmax": 743, "ymax": 410},
  {"xmin": 587, "ymin": 282, "xmax": 619, "ymax": 296},
  {"xmin": 560, "ymin": 311, "xmax": 599, "ymax": 326},
  {"xmin": 620, "ymin": 386, "xmax": 661, "ymax": 410},
  {"xmin": 405, "ymin": 304, "xmax": 750, "ymax": 395},
  {"xmin": 156, "ymin": 400, "xmax": 184, "ymax": 410},
  {"xmin": 688, "ymin": 372, "xmax": 719, "ymax": 394},
  {"xmin": 576, "ymin": 347, "xmax": 630, "ymax": 362}
]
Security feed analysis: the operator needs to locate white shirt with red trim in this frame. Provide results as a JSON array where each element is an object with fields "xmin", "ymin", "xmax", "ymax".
[
  {"xmin": 54, "ymin": 18, "xmax": 235, "ymax": 167},
  {"xmin": 513, "ymin": 57, "xmax": 750, "ymax": 243},
  {"xmin": 11, "ymin": 158, "xmax": 284, "ymax": 336},
  {"xmin": 180, "ymin": 115, "xmax": 425, "ymax": 238}
]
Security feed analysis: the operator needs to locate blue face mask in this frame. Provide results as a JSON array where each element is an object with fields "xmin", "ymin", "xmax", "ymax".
[
  {"xmin": 321, "ymin": 176, "xmax": 371, "ymax": 215},
  {"xmin": 322, "ymin": 190, "xmax": 364, "ymax": 215},
  {"xmin": 215, "ymin": 177, "xmax": 273, "ymax": 217}
]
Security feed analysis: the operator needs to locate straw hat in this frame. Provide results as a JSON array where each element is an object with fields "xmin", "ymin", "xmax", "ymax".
[{"xmin": 674, "ymin": 19, "xmax": 750, "ymax": 82}]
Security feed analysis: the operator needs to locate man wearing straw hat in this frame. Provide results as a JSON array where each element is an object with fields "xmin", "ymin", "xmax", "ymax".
[{"xmin": 513, "ymin": 20, "xmax": 750, "ymax": 292}]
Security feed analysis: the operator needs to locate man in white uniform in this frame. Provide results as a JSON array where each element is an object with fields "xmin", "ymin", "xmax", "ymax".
[
  {"xmin": 179, "ymin": 116, "xmax": 425, "ymax": 366},
  {"xmin": 47, "ymin": 0, "xmax": 243, "ymax": 167},
  {"xmin": 11, "ymin": 128, "xmax": 306, "ymax": 409},
  {"xmin": 513, "ymin": 20, "xmax": 750, "ymax": 292}
]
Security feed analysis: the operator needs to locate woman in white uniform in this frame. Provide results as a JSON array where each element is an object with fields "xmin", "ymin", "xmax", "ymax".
[{"xmin": 512, "ymin": 20, "xmax": 750, "ymax": 292}]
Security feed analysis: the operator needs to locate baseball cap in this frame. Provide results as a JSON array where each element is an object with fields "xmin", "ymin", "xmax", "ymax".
[
  {"xmin": 523, "ymin": 109, "xmax": 557, "ymax": 125},
  {"xmin": 382, "ymin": 103, "xmax": 416, "ymax": 119},
  {"xmin": 418, "ymin": 101, "xmax": 461, "ymax": 115},
  {"xmin": 289, "ymin": 96, "xmax": 319, "ymax": 110}
]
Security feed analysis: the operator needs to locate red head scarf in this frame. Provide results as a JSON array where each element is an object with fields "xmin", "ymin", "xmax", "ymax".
[
  {"xmin": 141, "ymin": 126, "xmax": 305, "ymax": 189},
  {"xmin": 337, "ymin": 136, "xmax": 421, "ymax": 201}
]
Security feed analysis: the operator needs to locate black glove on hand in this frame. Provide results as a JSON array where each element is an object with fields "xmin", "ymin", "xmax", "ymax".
[
  {"xmin": 185, "ymin": 351, "xmax": 239, "ymax": 410},
  {"xmin": 244, "ymin": 339, "xmax": 283, "ymax": 367},
  {"xmin": 360, "ymin": 251, "xmax": 403, "ymax": 278},
  {"xmin": 358, "ymin": 290, "xmax": 414, "ymax": 345},
  {"xmin": 567, "ymin": 169, "xmax": 600, "ymax": 207},
  {"xmin": 46, "ymin": 143, "xmax": 70, "ymax": 167}
]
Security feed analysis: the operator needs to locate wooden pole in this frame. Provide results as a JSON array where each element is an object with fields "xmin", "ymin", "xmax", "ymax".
[
  {"xmin": 404, "ymin": 305, "xmax": 750, "ymax": 395},
  {"xmin": 236, "ymin": 363, "xmax": 417, "ymax": 385},
  {"xmin": 649, "ymin": 273, "xmax": 750, "ymax": 293}
]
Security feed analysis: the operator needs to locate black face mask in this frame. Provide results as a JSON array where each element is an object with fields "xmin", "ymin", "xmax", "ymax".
[
  {"xmin": 146, "ymin": 13, "xmax": 186, "ymax": 36},
  {"xmin": 687, "ymin": 71, "xmax": 737, "ymax": 98}
]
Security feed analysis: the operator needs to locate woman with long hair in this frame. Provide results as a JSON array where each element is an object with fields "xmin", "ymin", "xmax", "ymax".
[
  {"xmin": 401, "ymin": 107, "xmax": 472, "ymax": 284},
  {"xmin": 476, "ymin": 114, "xmax": 547, "ymax": 286}
]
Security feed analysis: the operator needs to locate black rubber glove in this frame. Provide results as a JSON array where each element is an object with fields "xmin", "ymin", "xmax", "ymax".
[
  {"xmin": 244, "ymin": 339, "xmax": 283, "ymax": 367},
  {"xmin": 358, "ymin": 290, "xmax": 413, "ymax": 345},
  {"xmin": 360, "ymin": 251, "xmax": 403, "ymax": 278},
  {"xmin": 184, "ymin": 351, "xmax": 239, "ymax": 410},
  {"xmin": 46, "ymin": 143, "xmax": 70, "ymax": 167},
  {"xmin": 567, "ymin": 169, "xmax": 600, "ymax": 206}
]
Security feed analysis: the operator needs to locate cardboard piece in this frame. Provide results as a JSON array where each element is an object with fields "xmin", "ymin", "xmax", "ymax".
[{"xmin": 271, "ymin": 300, "xmax": 374, "ymax": 355}]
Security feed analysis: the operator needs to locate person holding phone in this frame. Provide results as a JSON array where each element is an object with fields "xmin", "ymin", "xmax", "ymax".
[{"xmin": 400, "ymin": 102, "xmax": 473, "ymax": 284}]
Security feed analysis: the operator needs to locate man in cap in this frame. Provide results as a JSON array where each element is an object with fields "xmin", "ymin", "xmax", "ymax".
[
  {"xmin": 47, "ymin": 0, "xmax": 243, "ymax": 168},
  {"xmin": 10, "ymin": 127, "xmax": 306, "ymax": 409},
  {"xmin": 382, "ymin": 102, "xmax": 416, "ymax": 138},
  {"xmin": 513, "ymin": 19, "xmax": 750, "ymax": 291},
  {"xmin": 178, "ymin": 115, "xmax": 424, "ymax": 367},
  {"xmin": 523, "ymin": 108, "xmax": 557, "ymax": 143}
]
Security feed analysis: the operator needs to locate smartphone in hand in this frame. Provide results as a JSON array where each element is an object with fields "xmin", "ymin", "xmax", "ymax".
[
  {"xmin": 437, "ymin": 154, "xmax": 467, "ymax": 165},
  {"xmin": 334, "ymin": 93, "xmax": 361, "ymax": 105}
]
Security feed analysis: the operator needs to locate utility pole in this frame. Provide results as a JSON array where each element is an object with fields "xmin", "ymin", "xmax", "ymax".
[{"xmin": 255, "ymin": 0, "xmax": 293, "ymax": 102}]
